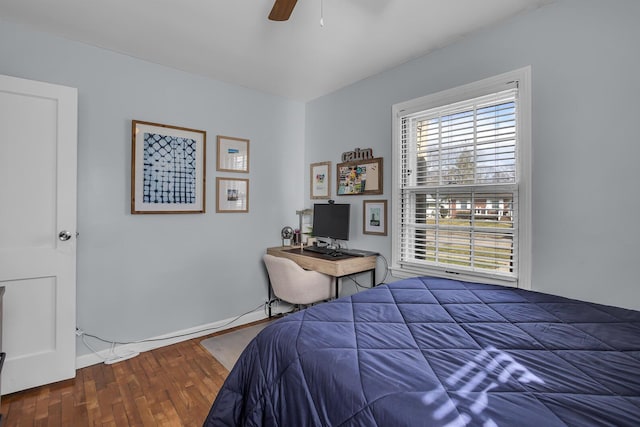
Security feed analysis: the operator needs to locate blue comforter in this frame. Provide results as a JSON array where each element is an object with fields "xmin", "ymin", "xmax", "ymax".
[{"xmin": 204, "ymin": 277, "xmax": 640, "ymax": 426}]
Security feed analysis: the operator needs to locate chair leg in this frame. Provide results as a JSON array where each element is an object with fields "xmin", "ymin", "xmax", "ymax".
[{"xmin": 266, "ymin": 298, "xmax": 281, "ymax": 318}]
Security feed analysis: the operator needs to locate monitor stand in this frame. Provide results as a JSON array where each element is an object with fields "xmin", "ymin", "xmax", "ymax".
[{"xmin": 314, "ymin": 237, "xmax": 337, "ymax": 249}]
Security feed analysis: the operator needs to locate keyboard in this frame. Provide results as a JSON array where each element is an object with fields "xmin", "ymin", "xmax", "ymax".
[
  {"xmin": 303, "ymin": 245, "xmax": 334, "ymax": 255},
  {"xmin": 303, "ymin": 246, "xmax": 378, "ymax": 257}
]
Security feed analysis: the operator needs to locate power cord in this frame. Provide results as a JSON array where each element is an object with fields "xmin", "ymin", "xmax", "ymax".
[
  {"xmin": 77, "ymin": 302, "xmax": 266, "ymax": 363},
  {"xmin": 376, "ymin": 254, "xmax": 391, "ymax": 284},
  {"xmin": 346, "ymin": 253, "xmax": 391, "ymax": 289}
]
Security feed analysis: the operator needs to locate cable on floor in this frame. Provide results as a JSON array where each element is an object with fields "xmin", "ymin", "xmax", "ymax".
[{"xmin": 78, "ymin": 302, "xmax": 266, "ymax": 350}]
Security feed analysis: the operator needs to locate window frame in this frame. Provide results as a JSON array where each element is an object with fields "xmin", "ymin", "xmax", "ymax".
[{"xmin": 391, "ymin": 67, "xmax": 532, "ymax": 289}]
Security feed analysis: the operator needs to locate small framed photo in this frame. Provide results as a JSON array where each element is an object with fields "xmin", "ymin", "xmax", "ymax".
[
  {"xmin": 131, "ymin": 120, "xmax": 206, "ymax": 214},
  {"xmin": 363, "ymin": 200, "xmax": 387, "ymax": 235},
  {"xmin": 216, "ymin": 177, "xmax": 249, "ymax": 213},
  {"xmin": 310, "ymin": 161, "xmax": 331, "ymax": 199},
  {"xmin": 217, "ymin": 135, "xmax": 249, "ymax": 173}
]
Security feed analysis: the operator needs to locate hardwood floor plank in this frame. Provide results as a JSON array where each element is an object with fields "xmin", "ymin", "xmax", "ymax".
[
  {"xmin": 45, "ymin": 393, "xmax": 61, "ymax": 425},
  {"xmin": 60, "ymin": 389, "xmax": 75, "ymax": 427},
  {"xmin": 113, "ymin": 368, "xmax": 143, "ymax": 426},
  {"xmin": 111, "ymin": 401, "xmax": 130, "ymax": 426},
  {"xmin": 83, "ymin": 377, "xmax": 101, "ymax": 425}
]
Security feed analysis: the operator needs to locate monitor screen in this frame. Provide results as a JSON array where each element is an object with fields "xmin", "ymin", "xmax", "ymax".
[{"xmin": 312, "ymin": 203, "xmax": 350, "ymax": 241}]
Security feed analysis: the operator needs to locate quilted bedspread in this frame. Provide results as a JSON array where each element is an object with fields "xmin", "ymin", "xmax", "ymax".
[{"xmin": 204, "ymin": 277, "xmax": 640, "ymax": 426}]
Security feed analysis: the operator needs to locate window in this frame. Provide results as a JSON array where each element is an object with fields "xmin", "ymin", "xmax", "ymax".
[{"xmin": 392, "ymin": 68, "xmax": 531, "ymax": 288}]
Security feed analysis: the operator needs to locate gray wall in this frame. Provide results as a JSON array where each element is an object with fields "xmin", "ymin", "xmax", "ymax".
[
  {"xmin": 305, "ymin": 0, "xmax": 640, "ymax": 310},
  {"xmin": 0, "ymin": 20, "xmax": 305, "ymax": 355}
]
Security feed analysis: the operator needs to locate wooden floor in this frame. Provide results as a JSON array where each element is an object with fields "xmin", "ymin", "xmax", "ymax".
[{"xmin": 0, "ymin": 327, "xmax": 238, "ymax": 427}]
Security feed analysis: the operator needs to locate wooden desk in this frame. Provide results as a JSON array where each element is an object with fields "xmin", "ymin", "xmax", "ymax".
[{"xmin": 266, "ymin": 246, "xmax": 377, "ymax": 314}]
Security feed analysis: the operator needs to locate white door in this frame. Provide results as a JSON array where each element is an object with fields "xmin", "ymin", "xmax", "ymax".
[{"xmin": 0, "ymin": 74, "xmax": 77, "ymax": 394}]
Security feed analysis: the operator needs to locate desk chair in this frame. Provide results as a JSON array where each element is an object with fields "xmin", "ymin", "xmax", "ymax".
[{"xmin": 263, "ymin": 254, "xmax": 334, "ymax": 307}]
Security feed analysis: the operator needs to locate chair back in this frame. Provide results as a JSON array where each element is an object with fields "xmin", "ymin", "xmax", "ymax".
[{"xmin": 263, "ymin": 254, "xmax": 333, "ymax": 305}]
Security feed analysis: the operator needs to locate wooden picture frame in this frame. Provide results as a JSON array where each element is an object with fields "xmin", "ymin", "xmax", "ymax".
[
  {"xmin": 216, "ymin": 135, "xmax": 249, "ymax": 173},
  {"xmin": 216, "ymin": 177, "xmax": 249, "ymax": 213},
  {"xmin": 337, "ymin": 157, "xmax": 383, "ymax": 195},
  {"xmin": 363, "ymin": 199, "xmax": 387, "ymax": 235},
  {"xmin": 131, "ymin": 120, "xmax": 206, "ymax": 214},
  {"xmin": 310, "ymin": 161, "xmax": 331, "ymax": 199}
]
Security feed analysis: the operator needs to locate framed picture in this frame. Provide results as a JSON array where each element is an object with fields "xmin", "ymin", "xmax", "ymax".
[
  {"xmin": 217, "ymin": 135, "xmax": 249, "ymax": 173},
  {"xmin": 131, "ymin": 120, "xmax": 206, "ymax": 214},
  {"xmin": 363, "ymin": 200, "xmax": 387, "ymax": 235},
  {"xmin": 337, "ymin": 157, "xmax": 383, "ymax": 195},
  {"xmin": 310, "ymin": 161, "xmax": 331, "ymax": 199},
  {"xmin": 216, "ymin": 177, "xmax": 249, "ymax": 213}
]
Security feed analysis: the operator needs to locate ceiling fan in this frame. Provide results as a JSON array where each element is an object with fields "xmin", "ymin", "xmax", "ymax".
[{"xmin": 269, "ymin": 0, "xmax": 298, "ymax": 21}]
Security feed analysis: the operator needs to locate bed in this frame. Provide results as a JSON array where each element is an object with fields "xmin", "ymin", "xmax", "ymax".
[{"xmin": 204, "ymin": 276, "xmax": 640, "ymax": 426}]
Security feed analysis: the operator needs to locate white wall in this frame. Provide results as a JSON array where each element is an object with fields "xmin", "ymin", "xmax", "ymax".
[
  {"xmin": 0, "ymin": 19, "xmax": 306, "ymax": 356},
  {"xmin": 305, "ymin": 0, "xmax": 640, "ymax": 310}
]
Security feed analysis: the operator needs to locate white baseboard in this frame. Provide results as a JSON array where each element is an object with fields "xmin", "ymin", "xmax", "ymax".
[{"xmin": 75, "ymin": 309, "xmax": 268, "ymax": 369}]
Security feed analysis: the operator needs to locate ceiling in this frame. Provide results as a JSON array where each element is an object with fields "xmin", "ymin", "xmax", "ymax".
[{"xmin": 0, "ymin": 0, "xmax": 551, "ymax": 102}]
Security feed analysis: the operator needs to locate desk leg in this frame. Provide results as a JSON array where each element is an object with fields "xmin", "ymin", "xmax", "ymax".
[
  {"xmin": 335, "ymin": 277, "xmax": 339, "ymax": 299},
  {"xmin": 372, "ymin": 269, "xmax": 376, "ymax": 287},
  {"xmin": 268, "ymin": 278, "xmax": 273, "ymax": 318}
]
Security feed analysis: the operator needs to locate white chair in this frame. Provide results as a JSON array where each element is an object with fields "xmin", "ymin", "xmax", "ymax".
[{"xmin": 263, "ymin": 254, "xmax": 334, "ymax": 307}]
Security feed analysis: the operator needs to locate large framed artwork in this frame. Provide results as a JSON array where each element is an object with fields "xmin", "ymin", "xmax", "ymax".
[
  {"xmin": 310, "ymin": 161, "xmax": 331, "ymax": 199},
  {"xmin": 217, "ymin": 135, "xmax": 250, "ymax": 173},
  {"xmin": 337, "ymin": 157, "xmax": 383, "ymax": 195},
  {"xmin": 216, "ymin": 177, "xmax": 249, "ymax": 213},
  {"xmin": 131, "ymin": 120, "xmax": 206, "ymax": 214}
]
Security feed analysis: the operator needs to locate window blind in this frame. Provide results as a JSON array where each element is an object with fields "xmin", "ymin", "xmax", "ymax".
[{"xmin": 397, "ymin": 87, "xmax": 519, "ymax": 280}]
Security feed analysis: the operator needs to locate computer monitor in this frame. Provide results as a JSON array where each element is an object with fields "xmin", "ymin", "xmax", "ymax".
[{"xmin": 312, "ymin": 203, "xmax": 350, "ymax": 242}]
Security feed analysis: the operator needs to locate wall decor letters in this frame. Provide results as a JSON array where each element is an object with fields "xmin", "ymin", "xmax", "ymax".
[{"xmin": 341, "ymin": 147, "xmax": 374, "ymax": 162}]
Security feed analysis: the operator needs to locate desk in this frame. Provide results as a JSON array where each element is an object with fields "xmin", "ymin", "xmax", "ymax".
[{"xmin": 266, "ymin": 246, "xmax": 377, "ymax": 314}]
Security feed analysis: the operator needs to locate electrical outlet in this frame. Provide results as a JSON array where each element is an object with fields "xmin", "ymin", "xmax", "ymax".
[{"xmin": 75, "ymin": 327, "xmax": 84, "ymax": 337}]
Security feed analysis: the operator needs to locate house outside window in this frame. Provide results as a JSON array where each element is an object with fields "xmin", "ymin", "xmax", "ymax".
[{"xmin": 391, "ymin": 68, "xmax": 531, "ymax": 288}]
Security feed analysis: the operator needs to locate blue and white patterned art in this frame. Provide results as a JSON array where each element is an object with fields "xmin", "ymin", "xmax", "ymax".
[{"xmin": 142, "ymin": 132, "xmax": 196, "ymax": 204}]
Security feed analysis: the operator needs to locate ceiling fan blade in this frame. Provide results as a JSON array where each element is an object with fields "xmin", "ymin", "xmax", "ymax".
[{"xmin": 269, "ymin": 0, "xmax": 298, "ymax": 21}]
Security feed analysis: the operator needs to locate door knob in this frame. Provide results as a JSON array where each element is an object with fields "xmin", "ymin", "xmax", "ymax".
[{"xmin": 58, "ymin": 230, "xmax": 72, "ymax": 241}]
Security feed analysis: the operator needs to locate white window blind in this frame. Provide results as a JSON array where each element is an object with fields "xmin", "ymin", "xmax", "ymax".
[{"xmin": 395, "ymin": 84, "xmax": 521, "ymax": 283}]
